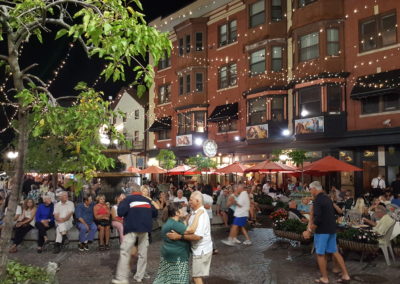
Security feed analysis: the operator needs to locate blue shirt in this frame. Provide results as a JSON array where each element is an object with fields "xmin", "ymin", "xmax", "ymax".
[
  {"xmin": 298, "ymin": 203, "xmax": 310, "ymax": 213},
  {"xmin": 35, "ymin": 203, "xmax": 54, "ymax": 223},
  {"xmin": 391, "ymin": 198, "xmax": 400, "ymax": 207},
  {"xmin": 75, "ymin": 202, "xmax": 95, "ymax": 224}
]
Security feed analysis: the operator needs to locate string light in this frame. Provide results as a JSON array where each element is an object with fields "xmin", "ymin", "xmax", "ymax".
[{"xmin": 45, "ymin": 43, "xmax": 74, "ymax": 89}]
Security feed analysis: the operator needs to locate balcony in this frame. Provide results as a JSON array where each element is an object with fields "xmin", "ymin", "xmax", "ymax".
[{"xmin": 102, "ymin": 139, "xmax": 145, "ymax": 154}]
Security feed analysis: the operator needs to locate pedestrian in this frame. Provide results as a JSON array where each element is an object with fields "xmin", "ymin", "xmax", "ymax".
[
  {"xmin": 216, "ymin": 187, "xmax": 229, "ymax": 227},
  {"xmin": 167, "ymin": 191, "xmax": 213, "ymax": 284},
  {"xmin": 303, "ymin": 181, "xmax": 350, "ymax": 284},
  {"xmin": 35, "ymin": 195, "xmax": 55, "ymax": 253},
  {"xmin": 153, "ymin": 202, "xmax": 204, "ymax": 284},
  {"xmin": 53, "ymin": 191, "xmax": 75, "ymax": 254},
  {"xmin": 111, "ymin": 193, "xmax": 126, "ymax": 244},
  {"xmin": 221, "ymin": 184, "xmax": 252, "ymax": 246},
  {"xmin": 94, "ymin": 194, "xmax": 111, "ymax": 250},
  {"xmin": 75, "ymin": 195, "xmax": 97, "ymax": 252},
  {"xmin": 173, "ymin": 189, "xmax": 189, "ymax": 216},
  {"xmin": 112, "ymin": 186, "xmax": 158, "ymax": 284}
]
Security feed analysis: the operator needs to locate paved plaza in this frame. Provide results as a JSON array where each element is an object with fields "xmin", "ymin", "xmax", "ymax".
[{"xmin": 9, "ymin": 225, "xmax": 400, "ymax": 284}]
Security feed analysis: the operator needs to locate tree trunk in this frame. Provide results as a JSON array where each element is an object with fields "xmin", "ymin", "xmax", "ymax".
[
  {"xmin": 0, "ymin": 33, "xmax": 28, "ymax": 279},
  {"xmin": 52, "ymin": 173, "xmax": 58, "ymax": 191}
]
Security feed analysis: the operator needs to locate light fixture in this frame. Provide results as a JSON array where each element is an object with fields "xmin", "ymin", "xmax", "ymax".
[
  {"xmin": 234, "ymin": 136, "xmax": 240, "ymax": 141},
  {"xmin": 194, "ymin": 137, "xmax": 203, "ymax": 146},
  {"xmin": 166, "ymin": 143, "xmax": 171, "ymax": 148},
  {"xmin": 153, "ymin": 145, "xmax": 157, "ymax": 149},
  {"xmin": 113, "ymin": 139, "xmax": 118, "ymax": 145},
  {"xmin": 6, "ymin": 151, "xmax": 18, "ymax": 159},
  {"xmin": 100, "ymin": 137, "xmax": 110, "ymax": 145},
  {"xmin": 282, "ymin": 129, "xmax": 290, "ymax": 136},
  {"xmin": 279, "ymin": 154, "xmax": 289, "ymax": 161},
  {"xmin": 301, "ymin": 110, "xmax": 309, "ymax": 117},
  {"xmin": 218, "ymin": 153, "xmax": 222, "ymax": 156}
]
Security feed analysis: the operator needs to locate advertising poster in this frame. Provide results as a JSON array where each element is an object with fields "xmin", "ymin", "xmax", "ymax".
[
  {"xmin": 176, "ymin": 134, "xmax": 193, "ymax": 146},
  {"xmin": 295, "ymin": 116, "xmax": 324, "ymax": 134},
  {"xmin": 246, "ymin": 124, "xmax": 268, "ymax": 140}
]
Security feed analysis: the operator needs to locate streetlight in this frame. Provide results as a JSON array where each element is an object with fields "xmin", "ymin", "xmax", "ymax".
[
  {"xmin": 282, "ymin": 129, "xmax": 290, "ymax": 136},
  {"xmin": 6, "ymin": 151, "xmax": 18, "ymax": 159},
  {"xmin": 279, "ymin": 154, "xmax": 289, "ymax": 162},
  {"xmin": 194, "ymin": 137, "xmax": 203, "ymax": 146},
  {"xmin": 234, "ymin": 136, "xmax": 240, "ymax": 141},
  {"xmin": 301, "ymin": 109, "xmax": 309, "ymax": 117}
]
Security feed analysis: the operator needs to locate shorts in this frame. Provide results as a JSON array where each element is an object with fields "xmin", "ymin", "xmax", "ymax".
[
  {"xmin": 232, "ymin": 216, "xmax": 248, "ymax": 227},
  {"xmin": 192, "ymin": 251, "xmax": 212, "ymax": 277},
  {"xmin": 314, "ymin": 233, "xmax": 337, "ymax": 255},
  {"xmin": 96, "ymin": 219, "xmax": 111, "ymax": 227}
]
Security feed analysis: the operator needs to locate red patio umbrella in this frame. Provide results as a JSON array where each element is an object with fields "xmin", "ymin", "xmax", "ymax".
[
  {"xmin": 139, "ymin": 165, "xmax": 167, "ymax": 174},
  {"xmin": 245, "ymin": 160, "xmax": 296, "ymax": 172},
  {"xmin": 303, "ymin": 156, "xmax": 362, "ymax": 173},
  {"xmin": 167, "ymin": 164, "xmax": 192, "ymax": 175},
  {"xmin": 126, "ymin": 166, "xmax": 141, "ymax": 173},
  {"xmin": 215, "ymin": 162, "xmax": 247, "ymax": 174}
]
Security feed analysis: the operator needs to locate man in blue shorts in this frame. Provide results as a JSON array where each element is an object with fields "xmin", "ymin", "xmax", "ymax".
[
  {"xmin": 304, "ymin": 181, "xmax": 350, "ymax": 284},
  {"xmin": 221, "ymin": 184, "xmax": 252, "ymax": 246}
]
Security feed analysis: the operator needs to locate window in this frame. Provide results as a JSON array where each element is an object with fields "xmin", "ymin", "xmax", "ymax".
[
  {"xmin": 298, "ymin": 0, "xmax": 316, "ymax": 8},
  {"xmin": 250, "ymin": 49, "xmax": 265, "ymax": 75},
  {"xmin": 195, "ymin": 73, "xmax": 203, "ymax": 92},
  {"xmin": 134, "ymin": 110, "xmax": 139, "ymax": 120},
  {"xmin": 158, "ymin": 84, "xmax": 171, "ymax": 104},
  {"xmin": 194, "ymin": 112, "xmax": 206, "ymax": 132},
  {"xmin": 179, "ymin": 77, "xmax": 184, "ymax": 95},
  {"xmin": 134, "ymin": 131, "xmax": 139, "ymax": 142},
  {"xmin": 179, "ymin": 38, "xmax": 184, "ymax": 56},
  {"xmin": 219, "ymin": 20, "xmax": 237, "ymax": 47},
  {"xmin": 271, "ymin": 46, "xmax": 283, "ymax": 71},
  {"xmin": 298, "ymin": 86, "xmax": 321, "ymax": 116},
  {"xmin": 271, "ymin": 97, "xmax": 284, "ymax": 121},
  {"xmin": 248, "ymin": 97, "xmax": 266, "ymax": 125},
  {"xmin": 218, "ymin": 120, "xmax": 238, "ymax": 133},
  {"xmin": 299, "ymin": 32, "xmax": 319, "ymax": 62},
  {"xmin": 158, "ymin": 51, "xmax": 171, "ymax": 70},
  {"xmin": 178, "ymin": 113, "xmax": 192, "ymax": 135},
  {"xmin": 219, "ymin": 63, "xmax": 237, "ymax": 89},
  {"xmin": 249, "ymin": 0, "xmax": 265, "ymax": 28},
  {"xmin": 122, "ymin": 112, "xmax": 127, "ymax": 122},
  {"xmin": 186, "ymin": 35, "xmax": 191, "ymax": 53},
  {"xmin": 271, "ymin": 0, "xmax": 282, "ymax": 22},
  {"xmin": 186, "ymin": 74, "xmax": 191, "ymax": 93},
  {"xmin": 362, "ymin": 93, "xmax": 400, "ymax": 114},
  {"xmin": 360, "ymin": 12, "xmax": 397, "ymax": 52},
  {"xmin": 195, "ymin": 32, "xmax": 203, "ymax": 51},
  {"xmin": 158, "ymin": 130, "xmax": 170, "ymax": 140},
  {"xmin": 327, "ymin": 28, "xmax": 339, "ymax": 56},
  {"xmin": 327, "ymin": 85, "xmax": 341, "ymax": 113}
]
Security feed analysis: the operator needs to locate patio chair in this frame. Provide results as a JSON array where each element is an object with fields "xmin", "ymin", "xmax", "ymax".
[{"xmin": 378, "ymin": 221, "xmax": 396, "ymax": 266}]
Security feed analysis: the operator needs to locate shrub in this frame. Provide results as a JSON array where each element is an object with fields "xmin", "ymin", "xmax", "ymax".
[
  {"xmin": 274, "ymin": 218, "xmax": 307, "ymax": 234},
  {"xmin": 5, "ymin": 260, "xmax": 50, "ymax": 284},
  {"xmin": 337, "ymin": 228, "xmax": 378, "ymax": 245}
]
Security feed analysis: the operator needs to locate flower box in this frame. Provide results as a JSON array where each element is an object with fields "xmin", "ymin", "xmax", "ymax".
[
  {"xmin": 273, "ymin": 229, "xmax": 311, "ymax": 243},
  {"xmin": 338, "ymin": 239, "xmax": 379, "ymax": 253}
]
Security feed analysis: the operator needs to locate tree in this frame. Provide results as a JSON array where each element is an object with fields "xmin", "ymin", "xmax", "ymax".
[
  {"xmin": 0, "ymin": 0, "xmax": 170, "ymax": 277},
  {"xmin": 156, "ymin": 149, "xmax": 176, "ymax": 170},
  {"xmin": 272, "ymin": 149, "xmax": 308, "ymax": 183},
  {"xmin": 186, "ymin": 154, "xmax": 217, "ymax": 184}
]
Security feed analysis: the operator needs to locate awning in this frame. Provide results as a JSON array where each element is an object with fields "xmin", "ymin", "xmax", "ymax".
[
  {"xmin": 148, "ymin": 117, "xmax": 171, "ymax": 132},
  {"xmin": 350, "ymin": 69, "xmax": 400, "ymax": 99},
  {"xmin": 208, "ymin": 102, "xmax": 238, "ymax": 122}
]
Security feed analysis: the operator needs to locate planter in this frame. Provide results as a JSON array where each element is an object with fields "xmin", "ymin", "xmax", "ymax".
[
  {"xmin": 273, "ymin": 229, "xmax": 311, "ymax": 243},
  {"xmin": 338, "ymin": 239, "xmax": 379, "ymax": 253}
]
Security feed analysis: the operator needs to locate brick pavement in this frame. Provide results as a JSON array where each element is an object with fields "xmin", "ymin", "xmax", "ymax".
[{"xmin": 10, "ymin": 226, "xmax": 400, "ymax": 284}]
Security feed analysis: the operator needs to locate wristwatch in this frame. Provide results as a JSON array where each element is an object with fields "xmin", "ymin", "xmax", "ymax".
[{"xmin": 180, "ymin": 234, "xmax": 185, "ymax": 240}]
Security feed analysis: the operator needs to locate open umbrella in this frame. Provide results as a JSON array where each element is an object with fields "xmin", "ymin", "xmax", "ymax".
[
  {"xmin": 303, "ymin": 156, "xmax": 362, "ymax": 172},
  {"xmin": 126, "ymin": 166, "xmax": 141, "ymax": 173},
  {"xmin": 167, "ymin": 164, "xmax": 192, "ymax": 175},
  {"xmin": 215, "ymin": 162, "xmax": 248, "ymax": 183},
  {"xmin": 139, "ymin": 165, "xmax": 167, "ymax": 174},
  {"xmin": 245, "ymin": 160, "xmax": 296, "ymax": 172}
]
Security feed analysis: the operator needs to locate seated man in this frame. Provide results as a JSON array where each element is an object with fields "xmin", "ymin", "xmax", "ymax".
[
  {"xmin": 53, "ymin": 191, "xmax": 75, "ymax": 253},
  {"xmin": 288, "ymin": 200, "xmax": 308, "ymax": 223},
  {"xmin": 35, "ymin": 195, "xmax": 55, "ymax": 253},
  {"xmin": 75, "ymin": 195, "xmax": 97, "ymax": 251},
  {"xmin": 363, "ymin": 205, "xmax": 396, "ymax": 243},
  {"xmin": 298, "ymin": 197, "xmax": 311, "ymax": 214}
]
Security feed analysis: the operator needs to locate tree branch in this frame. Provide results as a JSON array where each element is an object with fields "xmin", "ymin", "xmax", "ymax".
[
  {"xmin": 21, "ymin": 63, "xmax": 38, "ymax": 74},
  {"xmin": 0, "ymin": 54, "xmax": 8, "ymax": 62},
  {"xmin": 23, "ymin": 74, "xmax": 46, "ymax": 87}
]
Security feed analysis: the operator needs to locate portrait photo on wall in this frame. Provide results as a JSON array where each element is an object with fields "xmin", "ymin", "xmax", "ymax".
[
  {"xmin": 295, "ymin": 116, "xmax": 324, "ymax": 134},
  {"xmin": 246, "ymin": 124, "xmax": 268, "ymax": 140},
  {"xmin": 176, "ymin": 134, "xmax": 192, "ymax": 146}
]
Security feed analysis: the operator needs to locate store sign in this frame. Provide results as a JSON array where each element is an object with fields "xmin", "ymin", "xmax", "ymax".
[
  {"xmin": 295, "ymin": 116, "xmax": 324, "ymax": 134},
  {"xmin": 246, "ymin": 124, "xmax": 268, "ymax": 140},
  {"xmin": 176, "ymin": 134, "xmax": 192, "ymax": 147}
]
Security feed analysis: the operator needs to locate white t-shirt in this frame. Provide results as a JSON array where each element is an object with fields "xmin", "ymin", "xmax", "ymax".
[
  {"xmin": 54, "ymin": 200, "xmax": 75, "ymax": 225},
  {"xmin": 202, "ymin": 194, "xmax": 213, "ymax": 219},
  {"xmin": 234, "ymin": 190, "xmax": 250, "ymax": 218},
  {"xmin": 262, "ymin": 183, "xmax": 270, "ymax": 194},
  {"xmin": 189, "ymin": 206, "xmax": 213, "ymax": 256},
  {"xmin": 371, "ymin": 178, "xmax": 386, "ymax": 189},
  {"xmin": 173, "ymin": 196, "xmax": 188, "ymax": 215}
]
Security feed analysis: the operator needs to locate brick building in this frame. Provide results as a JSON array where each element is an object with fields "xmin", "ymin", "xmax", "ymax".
[{"xmin": 147, "ymin": 0, "xmax": 400, "ymax": 194}]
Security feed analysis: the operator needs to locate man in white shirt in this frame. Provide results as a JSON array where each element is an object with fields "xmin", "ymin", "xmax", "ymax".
[
  {"xmin": 221, "ymin": 184, "xmax": 252, "ymax": 246},
  {"xmin": 173, "ymin": 189, "xmax": 189, "ymax": 216},
  {"xmin": 167, "ymin": 191, "xmax": 213, "ymax": 284},
  {"xmin": 53, "ymin": 191, "xmax": 75, "ymax": 253},
  {"xmin": 371, "ymin": 175, "xmax": 386, "ymax": 198},
  {"xmin": 262, "ymin": 182, "xmax": 270, "ymax": 194}
]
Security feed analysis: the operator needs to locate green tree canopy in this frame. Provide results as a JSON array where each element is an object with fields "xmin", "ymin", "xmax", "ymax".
[{"xmin": 156, "ymin": 149, "xmax": 176, "ymax": 170}]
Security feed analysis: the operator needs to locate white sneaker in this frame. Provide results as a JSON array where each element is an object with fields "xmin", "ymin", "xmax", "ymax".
[
  {"xmin": 133, "ymin": 276, "xmax": 142, "ymax": 283},
  {"xmin": 243, "ymin": 240, "xmax": 252, "ymax": 245},
  {"xmin": 143, "ymin": 273, "xmax": 150, "ymax": 279},
  {"xmin": 221, "ymin": 239, "xmax": 235, "ymax": 246},
  {"xmin": 233, "ymin": 238, "xmax": 241, "ymax": 244},
  {"xmin": 111, "ymin": 279, "xmax": 129, "ymax": 284}
]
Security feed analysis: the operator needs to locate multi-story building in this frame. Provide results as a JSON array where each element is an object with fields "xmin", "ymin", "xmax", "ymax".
[{"xmin": 148, "ymin": 0, "xmax": 400, "ymax": 194}]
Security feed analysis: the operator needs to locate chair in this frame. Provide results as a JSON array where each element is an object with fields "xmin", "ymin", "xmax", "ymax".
[
  {"xmin": 288, "ymin": 211, "xmax": 301, "ymax": 221},
  {"xmin": 378, "ymin": 221, "xmax": 396, "ymax": 266}
]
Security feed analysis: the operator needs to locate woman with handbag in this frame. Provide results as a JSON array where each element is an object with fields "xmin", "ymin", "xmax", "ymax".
[{"xmin": 94, "ymin": 194, "xmax": 111, "ymax": 250}]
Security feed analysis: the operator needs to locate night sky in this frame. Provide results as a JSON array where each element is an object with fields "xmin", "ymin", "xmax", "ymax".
[{"xmin": 0, "ymin": 0, "xmax": 195, "ymax": 147}]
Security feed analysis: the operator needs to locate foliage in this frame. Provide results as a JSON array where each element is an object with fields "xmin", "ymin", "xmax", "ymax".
[
  {"xmin": 274, "ymin": 218, "xmax": 307, "ymax": 234},
  {"xmin": 337, "ymin": 228, "xmax": 379, "ymax": 245},
  {"xmin": 4, "ymin": 260, "xmax": 49, "ymax": 284},
  {"xmin": 272, "ymin": 149, "xmax": 308, "ymax": 167},
  {"xmin": 270, "ymin": 208, "xmax": 288, "ymax": 223},
  {"xmin": 254, "ymin": 193, "xmax": 273, "ymax": 205},
  {"xmin": 186, "ymin": 154, "xmax": 217, "ymax": 171},
  {"xmin": 156, "ymin": 149, "xmax": 176, "ymax": 170}
]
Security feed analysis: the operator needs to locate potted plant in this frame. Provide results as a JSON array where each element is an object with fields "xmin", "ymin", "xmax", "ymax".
[
  {"xmin": 270, "ymin": 209, "xmax": 309, "ymax": 243},
  {"xmin": 337, "ymin": 228, "xmax": 379, "ymax": 253}
]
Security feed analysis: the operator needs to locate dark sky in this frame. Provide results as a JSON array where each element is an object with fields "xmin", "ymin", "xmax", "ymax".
[{"xmin": 0, "ymin": 0, "xmax": 195, "ymax": 147}]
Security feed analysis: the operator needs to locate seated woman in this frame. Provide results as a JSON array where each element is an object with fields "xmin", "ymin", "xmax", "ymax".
[
  {"xmin": 9, "ymin": 199, "xmax": 37, "ymax": 253},
  {"xmin": 379, "ymin": 190, "xmax": 393, "ymax": 206},
  {"xmin": 298, "ymin": 197, "xmax": 311, "ymax": 214},
  {"xmin": 35, "ymin": 195, "xmax": 55, "ymax": 253},
  {"xmin": 111, "ymin": 193, "xmax": 125, "ymax": 244},
  {"xmin": 153, "ymin": 203, "xmax": 204, "ymax": 284},
  {"xmin": 93, "ymin": 194, "xmax": 111, "ymax": 250},
  {"xmin": 352, "ymin": 197, "xmax": 369, "ymax": 218}
]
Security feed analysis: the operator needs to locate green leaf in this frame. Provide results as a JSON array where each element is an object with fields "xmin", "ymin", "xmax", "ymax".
[
  {"xmin": 55, "ymin": 29, "xmax": 68, "ymax": 40},
  {"xmin": 137, "ymin": 84, "xmax": 146, "ymax": 97}
]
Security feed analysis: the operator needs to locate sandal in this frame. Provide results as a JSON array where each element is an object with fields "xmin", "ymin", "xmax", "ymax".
[
  {"xmin": 9, "ymin": 246, "xmax": 17, "ymax": 253},
  {"xmin": 99, "ymin": 245, "xmax": 105, "ymax": 251},
  {"xmin": 105, "ymin": 244, "xmax": 110, "ymax": 250},
  {"xmin": 337, "ymin": 278, "xmax": 350, "ymax": 283},
  {"xmin": 37, "ymin": 247, "xmax": 43, "ymax": 254},
  {"xmin": 315, "ymin": 278, "xmax": 329, "ymax": 284}
]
